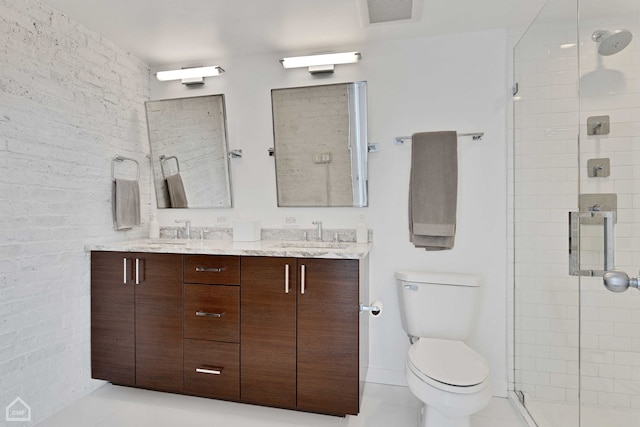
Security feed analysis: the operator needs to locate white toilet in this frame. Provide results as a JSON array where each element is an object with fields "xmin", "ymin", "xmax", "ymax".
[{"xmin": 395, "ymin": 271, "xmax": 492, "ymax": 427}]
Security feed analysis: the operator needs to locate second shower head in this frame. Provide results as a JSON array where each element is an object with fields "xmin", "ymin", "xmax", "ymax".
[{"xmin": 592, "ymin": 29, "xmax": 633, "ymax": 56}]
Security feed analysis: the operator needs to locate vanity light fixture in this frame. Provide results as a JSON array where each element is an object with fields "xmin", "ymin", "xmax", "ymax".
[
  {"xmin": 155, "ymin": 66, "xmax": 225, "ymax": 85},
  {"xmin": 280, "ymin": 52, "xmax": 361, "ymax": 74}
]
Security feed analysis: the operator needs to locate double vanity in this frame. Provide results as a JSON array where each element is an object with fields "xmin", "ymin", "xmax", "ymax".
[
  {"xmin": 89, "ymin": 239, "xmax": 370, "ymax": 416},
  {"xmin": 101, "ymin": 77, "xmax": 372, "ymax": 416}
]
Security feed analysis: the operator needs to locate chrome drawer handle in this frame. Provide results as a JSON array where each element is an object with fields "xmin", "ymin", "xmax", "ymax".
[
  {"xmin": 196, "ymin": 366, "xmax": 222, "ymax": 375},
  {"xmin": 195, "ymin": 311, "xmax": 224, "ymax": 318},
  {"xmin": 285, "ymin": 264, "xmax": 290, "ymax": 294},
  {"xmin": 195, "ymin": 267, "xmax": 225, "ymax": 272}
]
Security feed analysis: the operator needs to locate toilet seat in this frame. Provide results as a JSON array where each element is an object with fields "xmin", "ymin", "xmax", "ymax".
[{"xmin": 407, "ymin": 338, "xmax": 490, "ymax": 395}]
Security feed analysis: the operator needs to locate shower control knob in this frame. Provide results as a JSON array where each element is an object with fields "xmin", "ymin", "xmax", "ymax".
[{"xmin": 602, "ymin": 270, "xmax": 639, "ymax": 293}]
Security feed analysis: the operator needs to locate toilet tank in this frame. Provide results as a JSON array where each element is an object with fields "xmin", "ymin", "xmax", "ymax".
[{"xmin": 395, "ymin": 271, "xmax": 482, "ymax": 340}]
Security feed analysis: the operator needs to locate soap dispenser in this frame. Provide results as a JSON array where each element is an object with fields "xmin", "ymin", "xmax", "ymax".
[
  {"xmin": 149, "ymin": 214, "xmax": 160, "ymax": 239},
  {"xmin": 356, "ymin": 216, "xmax": 368, "ymax": 244}
]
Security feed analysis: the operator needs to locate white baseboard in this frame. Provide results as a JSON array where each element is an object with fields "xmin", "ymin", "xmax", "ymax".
[{"xmin": 365, "ymin": 367, "xmax": 407, "ymax": 386}]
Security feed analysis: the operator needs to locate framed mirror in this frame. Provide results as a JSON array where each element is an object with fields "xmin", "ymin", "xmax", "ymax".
[
  {"xmin": 145, "ymin": 95, "xmax": 232, "ymax": 209},
  {"xmin": 271, "ymin": 81, "xmax": 368, "ymax": 207}
]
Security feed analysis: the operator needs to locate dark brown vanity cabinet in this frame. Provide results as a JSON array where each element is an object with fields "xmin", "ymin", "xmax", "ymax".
[
  {"xmin": 91, "ymin": 251, "xmax": 364, "ymax": 416},
  {"xmin": 240, "ymin": 256, "xmax": 360, "ymax": 416},
  {"xmin": 182, "ymin": 255, "xmax": 241, "ymax": 401},
  {"xmin": 90, "ymin": 251, "xmax": 183, "ymax": 392}
]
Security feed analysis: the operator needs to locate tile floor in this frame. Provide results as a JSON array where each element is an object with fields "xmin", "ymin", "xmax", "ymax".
[
  {"xmin": 37, "ymin": 383, "xmax": 528, "ymax": 427},
  {"xmin": 525, "ymin": 398, "xmax": 640, "ymax": 427}
]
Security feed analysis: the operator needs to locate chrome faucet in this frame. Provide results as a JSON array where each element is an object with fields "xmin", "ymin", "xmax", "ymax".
[
  {"xmin": 175, "ymin": 219, "xmax": 191, "ymax": 240},
  {"xmin": 312, "ymin": 221, "xmax": 323, "ymax": 242}
]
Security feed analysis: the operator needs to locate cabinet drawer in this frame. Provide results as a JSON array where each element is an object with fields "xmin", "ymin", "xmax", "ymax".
[
  {"xmin": 184, "ymin": 255, "xmax": 240, "ymax": 285},
  {"xmin": 184, "ymin": 339, "xmax": 239, "ymax": 400},
  {"xmin": 184, "ymin": 284, "xmax": 239, "ymax": 342}
]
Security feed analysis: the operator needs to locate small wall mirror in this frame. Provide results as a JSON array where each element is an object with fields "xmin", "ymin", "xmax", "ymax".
[
  {"xmin": 145, "ymin": 95, "xmax": 232, "ymax": 209},
  {"xmin": 271, "ymin": 81, "xmax": 368, "ymax": 207}
]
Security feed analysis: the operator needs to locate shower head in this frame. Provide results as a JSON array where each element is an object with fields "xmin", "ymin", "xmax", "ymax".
[{"xmin": 592, "ymin": 29, "xmax": 633, "ymax": 56}]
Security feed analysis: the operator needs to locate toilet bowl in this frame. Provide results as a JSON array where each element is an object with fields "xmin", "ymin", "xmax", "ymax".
[
  {"xmin": 406, "ymin": 338, "xmax": 492, "ymax": 427},
  {"xmin": 395, "ymin": 271, "xmax": 492, "ymax": 427}
]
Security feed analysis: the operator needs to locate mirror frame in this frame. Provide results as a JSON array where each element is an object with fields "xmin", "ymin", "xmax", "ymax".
[
  {"xmin": 145, "ymin": 94, "xmax": 233, "ymax": 209},
  {"xmin": 271, "ymin": 81, "xmax": 368, "ymax": 207}
]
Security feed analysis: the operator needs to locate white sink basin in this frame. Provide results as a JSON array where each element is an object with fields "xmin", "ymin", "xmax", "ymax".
[
  {"xmin": 132, "ymin": 239, "xmax": 190, "ymax": 248},
  {"xmin": 271, "ymin": 241, "xmax": 349, "ymax": 250}
]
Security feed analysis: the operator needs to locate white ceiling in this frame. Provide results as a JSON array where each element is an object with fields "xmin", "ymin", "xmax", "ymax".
[{"xmin": 39, "ymin": 0, "xmax": 548, "ymax": 66}]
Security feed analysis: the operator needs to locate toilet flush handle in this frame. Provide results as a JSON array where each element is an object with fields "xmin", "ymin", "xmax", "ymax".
[{"xmin": 404, "ymin": 284, "xmax": 418, "ymax": 291}]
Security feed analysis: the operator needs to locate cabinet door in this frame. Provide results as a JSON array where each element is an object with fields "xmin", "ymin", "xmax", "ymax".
[
  {"xmin": 91, "ymin": 251, "xmax": 135, "ymax": 385},
  {"xmin": 297, "ymin": 258, "xmax": 360, "ymax": 416},
  {"xmin": 241, "ymin": 256, "xmax": 297, "ymax": 409},
  {"xmin": 134, "ymin": 253, "xmax": 183, "ymax": 392}
]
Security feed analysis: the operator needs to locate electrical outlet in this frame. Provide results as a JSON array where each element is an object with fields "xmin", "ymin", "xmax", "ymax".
[
  {"xmin": 216, "ymin": 216, "xmax": 227, "ymax": 224},
  {"xmin": 285, "ymin": 216, "xmax": 297, "ymax": 225}
]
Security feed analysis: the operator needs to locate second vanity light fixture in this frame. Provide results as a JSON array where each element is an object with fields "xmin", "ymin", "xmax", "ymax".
[
  {"xmin": 280, "ymin": 51, "xmax": 361, "ymax": 74},
  {"xmin": 156, "ymin": 66, "xmax": 225, "ymax": 86}
]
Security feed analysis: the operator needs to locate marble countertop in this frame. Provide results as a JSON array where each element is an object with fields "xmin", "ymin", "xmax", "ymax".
[{"xmin": 86, "ymin": 239, "xmax": 371, "ymax": 260}]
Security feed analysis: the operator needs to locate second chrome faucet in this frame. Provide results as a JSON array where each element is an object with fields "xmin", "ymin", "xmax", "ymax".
[
  {"xmin": 312, "ymin": 221, "xmax": 322, "ymax": 241},
  {"xmin": 175, "ymin": 219, "xmax": 191, "ymax": 240}
]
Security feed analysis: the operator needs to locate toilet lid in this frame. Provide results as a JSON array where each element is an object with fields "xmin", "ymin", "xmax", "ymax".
[{"xmin": 408, "ymin": 338, "xmax": 489, "ymax": 387}]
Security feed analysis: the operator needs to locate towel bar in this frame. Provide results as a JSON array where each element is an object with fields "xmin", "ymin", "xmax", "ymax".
[
  {"xmin": 111, "ymin": 156, "xmax": 140, "ymax": 180},
  {"xmin": 394, "ymin": 132, "xmax": 484, "ymax": 145},
  {"xmin": 159, "ymin": 155, "xmax": 180, "ymax": 179}
]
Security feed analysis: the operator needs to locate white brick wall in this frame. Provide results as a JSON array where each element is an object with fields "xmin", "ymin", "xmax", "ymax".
[
  {"xmin": 0, "ymin": 1, "xmax": 150, "ymax": 425},
  {"xmin": 512, "ymin": 8, "xmax": 640, "ymax": 413}
]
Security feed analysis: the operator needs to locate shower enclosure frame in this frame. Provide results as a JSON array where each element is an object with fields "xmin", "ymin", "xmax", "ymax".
[{"xmin": 511, "ymin": 1, "xmax": 640, "ymax": 426}]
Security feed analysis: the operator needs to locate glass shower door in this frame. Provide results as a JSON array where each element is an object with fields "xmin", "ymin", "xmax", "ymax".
[
  {"xmin": 514, "ymin": 1, "xmax": 640, "ymax": 426},
  {"xmin": 577, "ymin": 1, "xmax": 640, "ymax": 426},
  {"xmin": 513, "ymin": 1, "xmax": 581, "ymax": 425}
]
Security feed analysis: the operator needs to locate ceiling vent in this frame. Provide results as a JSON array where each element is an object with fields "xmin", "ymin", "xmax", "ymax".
[{"xmin": 365, "ymin": 0, "xmax": 417, "ymax": 24}]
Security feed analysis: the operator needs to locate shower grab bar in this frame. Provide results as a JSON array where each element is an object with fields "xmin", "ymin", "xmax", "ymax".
[
  {"xmin": 394, "ymin": 132, "xmax": 484, "ymax": 145},
  {"xmin": 569, "ymin": 210, "xmax": 615, "ymax": 277},
  {"xmin": 159, "ymin": 155, "xmax": 180, "ymax": 180},
  {"xmin": 111, "ymin": 156, "xmax": 140, "ymax": 180}
]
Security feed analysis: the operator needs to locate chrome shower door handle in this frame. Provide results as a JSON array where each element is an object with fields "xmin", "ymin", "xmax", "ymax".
[{"xmin": 569, "ymin": 210, "xmax": 616, "ymax": 277}]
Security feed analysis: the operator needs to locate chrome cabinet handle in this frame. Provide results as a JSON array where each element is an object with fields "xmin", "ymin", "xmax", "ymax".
[
  {"xmin": 196, "ymin": 311, "xmax": 224, "ymax": 318},
  {"xmin": 195, "ymin": 267, "xmax": 225, "ymax": 272},
  {"xmin": 285, "ymin": 264, "xmax": 290, "ymax": 294},
  {"xmin": 300, "ymin": 264, "xmax": 306, "ymax": 294},
  {"xmin": 123, "ymin": 258, "xmax": 127, "ymax": 284},
  {"xmin": 135, "ymin": 258, "xmax": 140, "ymax": 285},
  {"xmin": 195, "ymin": 366, "xmax": 222, "ymax": 375}
]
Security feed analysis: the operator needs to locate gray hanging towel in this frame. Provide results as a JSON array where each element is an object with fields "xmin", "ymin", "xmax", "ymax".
[
  {"xmin": 166, "ymin": 173, "xmax": 188, "ymax": 208},
  {"xmin": 409, "ymin": 131, "xmax": 458, "ymax": 250},
  {"xmin": 112, "ymin": 178, "xmax": 141, "ymax": 230}
]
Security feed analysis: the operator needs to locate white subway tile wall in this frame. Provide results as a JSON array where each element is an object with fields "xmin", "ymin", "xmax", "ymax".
[
  {"xmin": 511, "ymin": 6, "xmax": 640, "ymax": 418},
  {"xmin": 0, "ymin": 0, "xmax": 150, "ymax": 425}
]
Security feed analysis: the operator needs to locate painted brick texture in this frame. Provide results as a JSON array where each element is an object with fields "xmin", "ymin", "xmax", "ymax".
[{"xmin": 0, "ymin": 1, "xmax": 150, "ymax": 425}]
